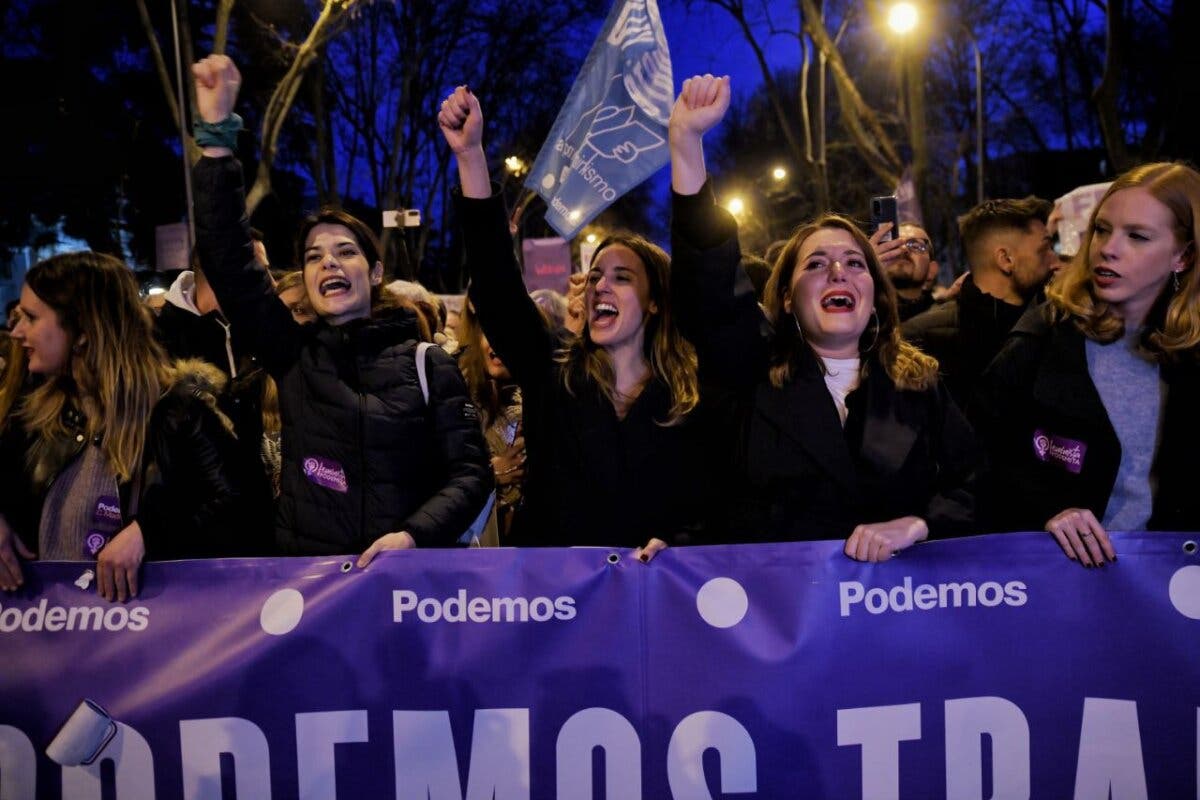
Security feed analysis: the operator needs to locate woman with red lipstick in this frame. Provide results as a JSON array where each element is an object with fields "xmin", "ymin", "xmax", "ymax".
[
  {"xmin": 976, "ymin": 162, "xmax": 1200, "ymax": 564},
  {"xmin": 189, "ymin": 55, "xmax": 493, "ymax": 564},
  {"xmin": 439, "ymin": 86, "xmax": 713, "ymax": 556},
  {"xmin": 669, "ymin": 75, "xmax": 978, "ymax": 560}
]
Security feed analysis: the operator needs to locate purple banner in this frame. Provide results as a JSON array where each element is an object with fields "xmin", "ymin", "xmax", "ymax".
[{"xmin": 1, "ymin": 533, "xmax": 1198, "ymax": 798}]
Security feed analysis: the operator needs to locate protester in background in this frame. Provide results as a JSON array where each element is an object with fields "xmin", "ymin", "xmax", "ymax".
[
  {"xmin": 529, "ymin": 288, "xmax": 568, "ymax": 331},
  {"xmin": 670, "ymin": 74, "xmax": 978, "ymax": 561},
  {"xmin": 456, "ymin": 300, "xmax": 526, "ymax": 540},
  {"xmin": 156, "ymin": 253, "xmax": 274, "ymax": 553},
  {"xmin": 874, "ymin": 221, "xmax": 939, "ymax": 322},
  {"xmin": 275, "ymin": 270, "xmax": 316, "ymax": 325},
  {"xmin": 191, "ymin": 55, "xmax": 492, "ymax": 564},
  {"xmin": 0, "ymin": 334, "xmax": 24, "ymax": 427},
  {"xmin": 740, "ymin": 253, "xmax": 771, "ymax": 304},
  {"xmin": 562, "ymin": 273, "xmax": 587, "ymax": 336},
  {"xmin": 0, "ymin": 252, "xmax": 261, "ymax": 598},
  {"xmin": 440, "ymin": 85, "xmax": 713, "ymax": 558},
  {"xmin": 385, "ymin": 279, "xmax": 449, "ymax": 350},
  {"xmin": 976, "ymin": 162, "xmax": 1200, "ymax": 564},
  {"xmin": 902, "ymin": 196, "xmax": 1054, "ymax": 410}
]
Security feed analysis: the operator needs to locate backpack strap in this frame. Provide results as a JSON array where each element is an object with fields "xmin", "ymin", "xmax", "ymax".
[{"xmin": 415, "ymin": 341, "xmax": 433, "ymax": 405}]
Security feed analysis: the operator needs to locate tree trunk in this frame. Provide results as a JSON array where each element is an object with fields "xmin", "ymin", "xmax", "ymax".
[
  {"xmin": 1093, "ymin": 0, "xmax": 1131, "ymax": 172},
  {"xmin": 799, "ymin": 0, "xmax": 902, "ymax": 187}
]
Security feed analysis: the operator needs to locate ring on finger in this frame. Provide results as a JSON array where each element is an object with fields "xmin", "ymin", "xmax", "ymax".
[{"xmin": 1079, "ymin": 531, "xmax": 1093, "ymax": 539}]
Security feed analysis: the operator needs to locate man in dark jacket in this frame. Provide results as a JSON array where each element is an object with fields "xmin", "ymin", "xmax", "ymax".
[
  {"xmin": 901, "ymin": 196, "xmax": 1054, "ymax": 410},
  {"xmin": 156, "ymin": 256, "xmax": 276, "ymax": 554}
]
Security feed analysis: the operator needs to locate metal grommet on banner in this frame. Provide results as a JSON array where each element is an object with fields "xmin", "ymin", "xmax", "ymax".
[
  {"xmin": 340, "ymin": 561, "xmax": 353, "ymax": 573},
  {"xmin": 1184, "ymin": 540, "xmax": 1197, "ymax": 556},
  {"xmin": 606, "ymin": 553, "xmax": 620, "ymax": 565}
]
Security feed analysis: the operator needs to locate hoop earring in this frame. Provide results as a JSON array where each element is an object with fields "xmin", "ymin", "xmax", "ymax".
[
  {"xmin": 1173, "ymin": 271, "xmax": 1182, "ymax": 293},
  {"xmin": 863, "ymin": 310, "xmax": 880, "ymax": 353},
  {"xmin": 793, "ymin": 314, "xmax": 804, "ymax": 339}
]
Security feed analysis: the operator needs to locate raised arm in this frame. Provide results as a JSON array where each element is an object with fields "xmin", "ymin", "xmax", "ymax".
[
  {"xmin": 438, "ymin": 86, "xmax": 557, "ymax": 389},
  {"xmin": 670, "ymin": 74, "xmax": 731, "ymax": 196},
  {"xmin": 667, "ymin": 75, "xmax": 770, "ymax": 388},
  {"xmin": 191, "ymin": 55, "xmax": 301, "ymax": 376}
]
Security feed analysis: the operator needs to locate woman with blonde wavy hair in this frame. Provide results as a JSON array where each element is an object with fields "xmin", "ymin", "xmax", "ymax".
[
  {"xmin": 668, "ymin": 74, "xmax": 978, "ymax": 560},
  {"xmin": 0, "ymin": 252, "xmax": 259, "ymax": 600},
  {"xmin": 977, "ymin": 162, "xmax": 1200, "ymax": 565},
  {"xmin": 439, "ymin": 85, "xmax": 710, "ymax": 558}
]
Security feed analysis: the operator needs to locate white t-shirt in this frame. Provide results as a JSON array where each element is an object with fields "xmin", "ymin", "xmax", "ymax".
[{"xmin": 820, "ymin": 357, "xmax": 861, "ymax": 425}]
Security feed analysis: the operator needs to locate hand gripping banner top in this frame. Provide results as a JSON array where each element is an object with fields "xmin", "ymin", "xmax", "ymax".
[
  {"xmin": 525, "ymin": 0, "xmax": 672, "ymax": 240},
  {"xmin": 1, "ymin": 533, "xmax": 1199, "ymax": 798}
]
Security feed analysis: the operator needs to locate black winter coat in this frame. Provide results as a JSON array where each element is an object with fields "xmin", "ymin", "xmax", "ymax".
[
  {"xmin": 671, "ymin": 184, "xmax": 979, "ymax": 542},
  {"xmin": 901, "ymin": 275, "xmax": 1027, "ymax": 412},
  {"xmin": 974, "ymin": 305, "xmax": 1200, "ymax": 532},
  {"xmin": 0, "ymin": 362, "xmax": 269, "ymax": 559},
  {"xmin": 457, "ymin": 191, "xmax": 715, "ymax": 548},
  {"xmin": 193, "ymin": 156, "xmax": 493, "ymax": 554}
]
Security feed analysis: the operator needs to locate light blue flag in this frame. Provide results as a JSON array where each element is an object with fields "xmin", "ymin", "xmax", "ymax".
[{"xmin": 526, "ymin": 0, "xmax": 672, "ymax": 240}]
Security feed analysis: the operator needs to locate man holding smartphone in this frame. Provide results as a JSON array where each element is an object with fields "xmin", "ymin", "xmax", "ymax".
[{"xmin": 872, "ymin": 219, "xmax": 940, "ymax": 322}]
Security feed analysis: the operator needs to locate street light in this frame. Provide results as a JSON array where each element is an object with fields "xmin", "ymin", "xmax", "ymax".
[
  {"xmin": 886, "ymin": 3, "xmax": 985, "ymax": 204},
  {"xmin": 772, "ymin": 166, "xmax": 787, "ymax": 182},
  {"xmin": 726, "ymin": 197, "xmax": 745, "ymax": 216},
  {"xmin": 585, "ymin": 233, "xmax": 597, "ymax": 244},
  {"xmin": 504, "ymin": 155, "xmax": 527, "ymax": 176},
  {"xmin": 887, "ymin": 3, "xmax": 918, "ymax": 35}
]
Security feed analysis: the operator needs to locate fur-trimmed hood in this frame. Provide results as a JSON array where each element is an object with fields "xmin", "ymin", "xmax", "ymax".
[{"xmin": 167, "ymin": 358, "xmax": 235, "ymax": 437}]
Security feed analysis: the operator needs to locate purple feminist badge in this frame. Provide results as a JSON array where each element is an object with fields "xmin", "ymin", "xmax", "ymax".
[
  {"xmin": 1032, "ymin": 430, "xmax": 1087, "ymax": 474},
  {"xmin": 302, "ymin": 456, "xmax": 349, "ymax": 494},
  {"xmin": 83, "ymin": 531, "xmax": 108, "ymax": 558}
]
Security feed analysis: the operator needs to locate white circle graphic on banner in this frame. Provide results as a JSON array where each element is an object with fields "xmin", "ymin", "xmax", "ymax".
[
  {"xmin": 1168, "ymin": 565, "xmax": 1200, "ymax": 620},
  {"xmin": 260, "ymin": 588, "xmax": 305, "ymax": 635},
  {"xmin": 697, "ymin": 577, "xmax": 748, "ymax": 628}
]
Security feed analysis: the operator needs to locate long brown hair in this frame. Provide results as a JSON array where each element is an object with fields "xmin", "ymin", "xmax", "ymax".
[
  {"xmin": 556, "ymin": 234, "xmax": 699, "ymax": 425},
  {"xmin": 1047, "ymin": 162, "xmax": 1200, "ymax": 359},
  {"xmin": 21, "ymin": 252, "xmax": 171, "ymax": 481},
  {"xmin": 763, "ymin": 214, "xmax": 937, "ymax": 390}
]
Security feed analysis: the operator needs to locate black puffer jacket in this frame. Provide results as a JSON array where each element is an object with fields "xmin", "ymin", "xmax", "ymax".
[
  {"xmin": 193, "ymin": 156, "xmax": 492, "ymax": 554},
  {"xmin": 0, "ymin": 360, "xmax": 269, "ymax": 559}
]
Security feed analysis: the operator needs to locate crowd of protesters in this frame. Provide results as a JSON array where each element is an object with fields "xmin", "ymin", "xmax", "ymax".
[{"xmin": 1, "ymin": 55, "xmax": 1197, "ymax": 599}]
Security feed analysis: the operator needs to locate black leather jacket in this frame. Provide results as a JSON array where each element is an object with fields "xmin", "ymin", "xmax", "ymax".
[{"xmin": 0, "ymin": 361, "xmax": 270, "ymax": 559}]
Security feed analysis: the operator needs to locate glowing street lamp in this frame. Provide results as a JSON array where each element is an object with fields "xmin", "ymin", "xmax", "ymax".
[
  {"xmin": 772, "ymin": 166, "xmax": 787, "ymax": 181},
  {"xmin": 585, "ymin": 233, "xmax": 597, "ymax": 244},
  {"xmin": 504, "ymin": 155, "xmax": 527, "ymax": 175},
  {"xmin": 887, "ymin": 2, "xmax": 918, "ymax": 35}
]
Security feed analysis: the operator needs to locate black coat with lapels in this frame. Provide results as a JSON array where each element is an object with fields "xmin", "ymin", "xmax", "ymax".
[
  {"xmin": 671, "ymin": 184, "xmax": 979, "ymax": 543},
  {"xmin": 973, "ymin": 303, "xmax": 1200, "ymax": 533}
]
